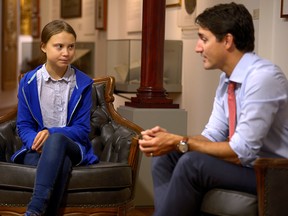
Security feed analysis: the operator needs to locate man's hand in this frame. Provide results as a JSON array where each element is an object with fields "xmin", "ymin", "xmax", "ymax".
[
  {"xmin": 139, "ymin": 126, "xmax": 182, "ymax": 157},
  {"xmin": 32, "ymin": 129, "xmax": 50, "ymax": 153}
]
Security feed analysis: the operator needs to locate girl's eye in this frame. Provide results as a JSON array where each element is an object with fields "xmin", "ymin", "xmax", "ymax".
[
  {"xmin": 55, "ymin": 44, "xmax": 63, "ymax": 49},
  {"xmin": 54, "ymin": 44, "xmax": 75, "ymax": 50},
  {"xmin": 68, "ymin": 44, "xmax": 75, "ymax": 50}
]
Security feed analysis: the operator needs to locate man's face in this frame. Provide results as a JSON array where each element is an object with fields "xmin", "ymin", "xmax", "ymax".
[{"xmin": 195, "ymin": 27, "xmax": 226, "ymax": 71}]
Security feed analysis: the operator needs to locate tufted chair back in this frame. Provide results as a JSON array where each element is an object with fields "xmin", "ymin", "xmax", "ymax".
[{"xmin": 89, "ymin": 80, "xmax": 137, "ymax": 163}]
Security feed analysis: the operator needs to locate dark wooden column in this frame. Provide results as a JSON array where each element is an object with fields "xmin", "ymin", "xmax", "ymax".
[{"xmin": 125, "ymin": 0, "xmax": 179, "ymax": 108}]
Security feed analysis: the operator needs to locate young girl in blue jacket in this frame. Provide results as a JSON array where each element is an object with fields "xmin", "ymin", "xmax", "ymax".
[{"xmin": 11, "ymin": 20, "xmax": 98, "ymax": 216}]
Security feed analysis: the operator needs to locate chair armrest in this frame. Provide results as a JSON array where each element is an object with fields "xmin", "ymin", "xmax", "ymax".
[
  {"xmin": 93, "ymin": 76, "xmax": 143, "ymax": 133},
  {"xmin": 0, "ymin": 106, "xmax": 17, "ymax": 124},
  {"xmin": 0, "ymin": 107, "xmax": 20, "ymax": 162},
  {"xmin": 254, "ymin": 158, "xmax": 288, "ymax": 216}
]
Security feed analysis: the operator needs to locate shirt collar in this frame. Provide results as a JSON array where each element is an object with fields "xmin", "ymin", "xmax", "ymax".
[
  {"xmin": 225, "ymin": 52, "xmax": 256, "ymax": 84},
  {"xmin": 41, "ymin": 64, "xmax": 74, "ymax": 82}
]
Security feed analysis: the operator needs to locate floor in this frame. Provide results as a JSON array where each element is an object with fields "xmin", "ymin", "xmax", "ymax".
[{"xmin": 127, "ymin": 207, "xmax": 154, "ymax": 216}]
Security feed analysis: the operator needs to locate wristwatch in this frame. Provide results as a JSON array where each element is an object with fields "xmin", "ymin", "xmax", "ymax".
[{"xmin": 177, "ymin": 137, "xmax": 189, "ymax": 153}]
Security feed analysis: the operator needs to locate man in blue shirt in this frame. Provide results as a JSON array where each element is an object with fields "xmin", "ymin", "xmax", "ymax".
[{"xmin": 139, "ymin": 2, "xmax": 288, "ymax": 216}]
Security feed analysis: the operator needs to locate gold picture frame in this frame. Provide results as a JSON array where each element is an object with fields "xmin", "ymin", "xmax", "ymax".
[{"xmin": 166, "ymin": 0, "xmax": 181, "ymax": 7}]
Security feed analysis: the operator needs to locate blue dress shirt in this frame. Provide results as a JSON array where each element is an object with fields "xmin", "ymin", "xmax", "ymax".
[{"xmin": 202, "ymin": 52, "xmax": 288, "ymax": 166}]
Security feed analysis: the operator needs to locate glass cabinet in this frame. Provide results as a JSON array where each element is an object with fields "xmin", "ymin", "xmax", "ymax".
[{"xmin": 107, "ymin": 40, "xmax": 183, "ymax": 92}]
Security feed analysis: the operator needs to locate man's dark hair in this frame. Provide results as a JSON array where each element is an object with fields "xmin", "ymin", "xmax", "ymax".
[{"xmin": 195, "ymin": 2, "xmax": 254, "ymax": 52}]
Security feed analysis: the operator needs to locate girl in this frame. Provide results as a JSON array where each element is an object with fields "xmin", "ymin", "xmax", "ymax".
[{"xmin": 11, "ymin": 20, "xmax": 98, "ymax": 216}]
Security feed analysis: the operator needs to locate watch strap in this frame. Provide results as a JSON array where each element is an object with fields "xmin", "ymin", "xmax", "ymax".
[{"xmin": 181, "ymin": 136, "xmax": 189, "ymax": 143}]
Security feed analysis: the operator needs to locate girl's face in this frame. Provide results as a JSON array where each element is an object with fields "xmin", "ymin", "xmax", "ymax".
[{"xmin": 41, "ymin": 31, "xmax": 76, "ymax": 75}]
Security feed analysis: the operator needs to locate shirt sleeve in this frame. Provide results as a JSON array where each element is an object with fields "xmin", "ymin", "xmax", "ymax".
[
  {"xmin": 230, "ymin": 66, "xmax": 288, "ymax": 166},
  {"xmin": 201, "ymin": 73, "xmax": 229, "ymax": 142},
  {"xmin": 17, "ymin": 76, "xmax": 39, "ymax": 149},
  {"xmin": 202, "ymin": 64, "xmax": 288, "ymax": 167}
]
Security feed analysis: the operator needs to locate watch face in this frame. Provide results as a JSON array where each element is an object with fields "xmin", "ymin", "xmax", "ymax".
[{"xmin": 179, "ymin": 141, "xmax": 188, "ymax": 153}]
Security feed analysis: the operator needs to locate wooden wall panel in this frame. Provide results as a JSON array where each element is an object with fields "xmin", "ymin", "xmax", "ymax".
[{"xmin": 1, "ymin": 0, "xmax": 17, "ymax": 90}]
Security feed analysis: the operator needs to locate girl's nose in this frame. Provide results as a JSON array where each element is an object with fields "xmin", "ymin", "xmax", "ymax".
[{"xmin": 62, "ymin": 48, "xmax": 69, "ymax": 55}]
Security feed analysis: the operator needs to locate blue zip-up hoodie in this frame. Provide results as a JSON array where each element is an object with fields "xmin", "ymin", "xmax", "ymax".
[{"xmin": 11, "ymin": 65, "xmax": 99, "ymax": 165}]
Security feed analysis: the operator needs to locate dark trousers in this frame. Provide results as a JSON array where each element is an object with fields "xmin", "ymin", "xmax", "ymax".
[
  {"xmin": 23, "ymin": 133, "xmax": 81, "ymax": 216},
  {"xmin": 152, "ymin": 151, "xmax": 256, "ymax": 216}
]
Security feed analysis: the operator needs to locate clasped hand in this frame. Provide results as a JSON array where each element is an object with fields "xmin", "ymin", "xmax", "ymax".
[{"xmin": 139, "ymin": 126, "xmax": 182, "ymax": 157}]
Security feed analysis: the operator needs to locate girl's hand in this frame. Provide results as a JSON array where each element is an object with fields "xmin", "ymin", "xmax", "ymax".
[{"xmin": 32, "ymin": 129, "xmax": 50, "ymax": 153}]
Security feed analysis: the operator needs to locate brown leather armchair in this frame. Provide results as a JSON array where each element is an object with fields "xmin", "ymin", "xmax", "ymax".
[
  {"xmin": 200, "ymin": 158, "xmax": 288, "ymax": 216},
  {"xmin": 0, "ymin": 76, "xmax": 142, "ymax": 216}
]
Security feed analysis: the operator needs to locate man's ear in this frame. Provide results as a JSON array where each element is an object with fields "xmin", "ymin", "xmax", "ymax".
[{"xmin": 224, "ymin": 33, "xmax": 234, "ymax": 48}]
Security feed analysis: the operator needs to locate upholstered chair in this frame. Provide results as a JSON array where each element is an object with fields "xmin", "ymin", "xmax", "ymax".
[
  {"xmin": 0, "ymin": 76, "xmax": 142, "ymax": 216},
  {"xmin": 201, "ymin": 158, "xmax": 288, "ymax": 216}
]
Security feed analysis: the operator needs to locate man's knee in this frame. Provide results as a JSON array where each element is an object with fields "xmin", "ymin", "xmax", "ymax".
[
  {"xmin": 151, "ymin": 155, "xmax": 164, "ymax": 175},
  {"xmin": 151, "ymin": 151, "xmax": 181, "ymax": 174},
  {"xmin": 174, "ymin": 152, "xmax": 217, "ymax": 178},
  {"xmin": 177, "ymin": 151, "xmax": 209, "ymax": 166}
]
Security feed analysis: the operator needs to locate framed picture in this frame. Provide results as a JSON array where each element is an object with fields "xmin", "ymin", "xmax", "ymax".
[
  {"xmin": 95, "ymin": 0, "xmax": 107, "ymax": 30},
  {"xmin": 166, "ymin": 0, "xmax": 181, "ymax": 7},
  {"xmin": 61, "ymin": 0, "xmax": 82, "ymax": 18},
  {"xmin": 281, "ymin": 0, "xmax": 288, "ymax": 18}
]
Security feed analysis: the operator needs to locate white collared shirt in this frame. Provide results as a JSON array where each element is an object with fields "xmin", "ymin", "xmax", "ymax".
[{"xmin": 36, "ymin": 64, "xmax": 76, "ymax": 128}]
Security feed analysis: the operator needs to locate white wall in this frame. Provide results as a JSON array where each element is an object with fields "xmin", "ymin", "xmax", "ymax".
[{"xmin": 258, "ymin": 1, "xmax": 288, "ymax": 75}]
